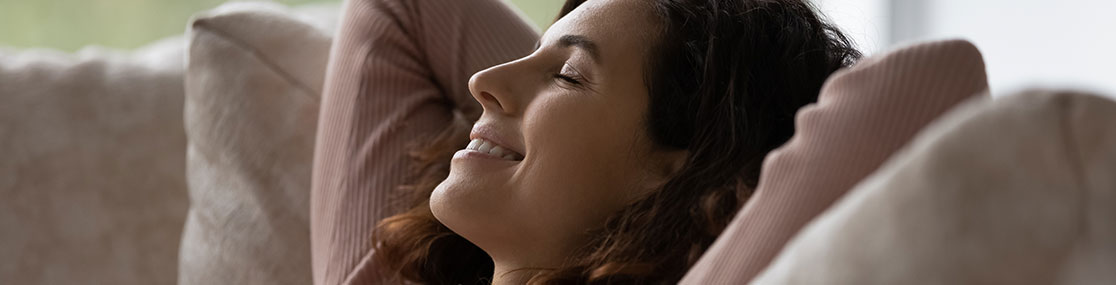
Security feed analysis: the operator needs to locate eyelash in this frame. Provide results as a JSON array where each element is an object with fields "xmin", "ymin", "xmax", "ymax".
[
  {"xmin": 554, "ymin": 63, "xmax": 585, "ymax": 86},
  {"xmin": 554, "ymin": 73, "xmax": 581, "ymax": 85}
]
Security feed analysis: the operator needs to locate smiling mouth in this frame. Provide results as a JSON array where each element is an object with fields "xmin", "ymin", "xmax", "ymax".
[{"xmin": 466, "ymin": 138, "xmax": 524, "ymax": 161}]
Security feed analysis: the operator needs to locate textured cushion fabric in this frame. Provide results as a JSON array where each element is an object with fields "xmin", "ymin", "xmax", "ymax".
[
  {"xmin": 179, "ymin": 2, "xmax": 337, "ymax": 284},
  {"xmin": 0, "ymin": 38, "xmax": 187, "ymax": 284},
  {"xmin": 681, "ymin": 39, "xmax": 991, "ymax": 284},
  {"xmin": 753, "ymin": 90, "xmax": 1116, "ymax": 284}
]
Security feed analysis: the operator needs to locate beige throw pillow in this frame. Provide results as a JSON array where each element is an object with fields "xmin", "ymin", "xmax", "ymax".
[
  {"xmin": 0, "ymin": 37, "xmax": 187, "ymax": 284},
  {"xmin": 179, "ymin": 2, "xmax": 336, "ymax": 284},
  {"xmin": 754, "ymin": 90, "xmax": 1116, "ymax": 284}
]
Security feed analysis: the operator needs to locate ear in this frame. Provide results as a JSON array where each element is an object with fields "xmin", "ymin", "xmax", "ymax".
[{"xmin": 641, "ymin": 148, "xmax": 689, "ymax": 190}]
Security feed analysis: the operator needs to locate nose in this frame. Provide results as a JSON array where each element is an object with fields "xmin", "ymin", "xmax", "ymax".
[{"xmin": 468, "ymin": 61, "xmax": 523, "ymax": 116}]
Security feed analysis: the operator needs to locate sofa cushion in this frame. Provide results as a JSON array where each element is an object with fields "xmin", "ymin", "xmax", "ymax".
[
  {"xmin": 179, "ymin": 2, "xmax": 336, "ymax": 284},
  {"xmin": 753, "ymin": 90, "xmax": 1116, "ymax": 284},
  {"xmin": 681, "ymin": 39, "xmax": 990, "ymax": 283},
  {"xmin": 0, "ymin": 36, "xmax": 187, "ymax": 284}
]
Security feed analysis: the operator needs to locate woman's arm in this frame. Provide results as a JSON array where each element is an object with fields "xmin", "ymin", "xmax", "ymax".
[{"xmin": 310, "ymin": 0, "xmax": 538, "ymax": 284}]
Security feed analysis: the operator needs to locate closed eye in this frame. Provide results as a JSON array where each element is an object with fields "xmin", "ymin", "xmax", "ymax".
[
  {"xmin": 555, "ymin": 63, "xmax": 587, "ymax": 86},
  {"xmin": 555, "ymin": 73, "xmax": 581, "ymax": 85}
]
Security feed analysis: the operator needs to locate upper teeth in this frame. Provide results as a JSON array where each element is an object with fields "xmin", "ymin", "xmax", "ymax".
[{"xmin": 467, "ymin": 138, "xmax": 523, "ymax": 160}]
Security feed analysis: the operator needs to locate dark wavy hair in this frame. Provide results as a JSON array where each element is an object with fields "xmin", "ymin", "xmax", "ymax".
[{"xmin": 373, "ymin": 0, "xmax": 861, "ymax": 283}]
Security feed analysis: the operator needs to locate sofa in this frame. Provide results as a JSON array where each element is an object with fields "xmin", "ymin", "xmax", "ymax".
[
  {"xmin": 2, "ymin": 2, "xmax": 337, "ymax": 284},
  {"xmin": 1, "ymin": 1, "xmax": 1112, "ymax": 284}
]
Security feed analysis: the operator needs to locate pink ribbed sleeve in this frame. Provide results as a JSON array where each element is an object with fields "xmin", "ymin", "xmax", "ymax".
[
  {"xmin": 680, "ymin": 40, "xmax": 990, "ymax": 284},
  {"xmin": 310, "ymin": 0, "xmax": 538, "ymax": 284}
]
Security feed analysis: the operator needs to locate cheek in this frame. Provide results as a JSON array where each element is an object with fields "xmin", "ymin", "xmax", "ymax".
[
  {"xmin": 526, "ymin": 94, "xmax": 635, "ymax": 185},
  {"xmin": 515, "ymin": 92, "xmax": 649, "ymax": 232}
]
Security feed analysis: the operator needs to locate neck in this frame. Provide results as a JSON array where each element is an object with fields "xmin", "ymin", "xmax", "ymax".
[
  {"xmin": 471, "ymin": 234, "xmax": 577, "ymax": 284},
  {"xmin": 486, "ymin": 248, "xmax": 565, "ymax": 285},
  {"xmin": 490, "ymin": 262, "xmax": 541, "ymax": 285}
]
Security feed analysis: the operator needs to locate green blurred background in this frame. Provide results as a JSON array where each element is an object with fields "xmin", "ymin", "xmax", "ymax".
[{"xmin": 0, "ymin": 0, "xmax": 562, "ymax": 51}]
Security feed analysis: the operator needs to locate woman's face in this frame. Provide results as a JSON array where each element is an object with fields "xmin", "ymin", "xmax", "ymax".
[{"xmin": 431, "ymin": 0, "xmax": 682, "ymax": 265}]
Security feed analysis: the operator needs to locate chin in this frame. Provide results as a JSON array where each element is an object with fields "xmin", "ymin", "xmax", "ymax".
[
  {"xmin": 430, "ymin": 171, "xmax": 522, "ymax": 252},
  {"xmin": 431, "ymin": 173, "xmax": 490, "ymax": 238},
  {"xmin": 429, "ymin": 176, "xmax": 463, "ymax": 229}
]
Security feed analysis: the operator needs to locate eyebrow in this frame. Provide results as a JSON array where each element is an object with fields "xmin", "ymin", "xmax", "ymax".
[{"xmin": 557, "ymin": 34, "xmax": 602, "ymax": 63}]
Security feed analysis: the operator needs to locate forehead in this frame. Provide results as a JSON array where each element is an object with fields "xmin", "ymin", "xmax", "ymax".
[{"xmin": 543, "ymin": 0, "xmax": 660, "ymax": 63}]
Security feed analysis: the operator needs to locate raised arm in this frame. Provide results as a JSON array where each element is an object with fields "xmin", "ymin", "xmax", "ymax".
[{"xmin": 309, "ymin": 0, "xmax": 538, "ymax": 284}]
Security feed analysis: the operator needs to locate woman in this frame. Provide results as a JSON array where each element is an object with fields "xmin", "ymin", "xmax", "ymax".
[{"xmin": 311, "ymin": 0, "xmax": 859, "ymax": 284}]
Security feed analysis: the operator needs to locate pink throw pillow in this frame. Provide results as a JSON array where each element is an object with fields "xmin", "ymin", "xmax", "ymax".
[{"xmin": 681, "ymin": 39, "xmax": 990, "ymax": 284}]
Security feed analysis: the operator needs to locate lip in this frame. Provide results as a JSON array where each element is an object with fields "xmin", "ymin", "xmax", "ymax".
[
  {"xmin": 453, "ymin": 149, "xmax": 520, "ymax": 162},
  {"xmin": 469, "ymin": 124, "xmax": 526, "ymax": 159}
]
